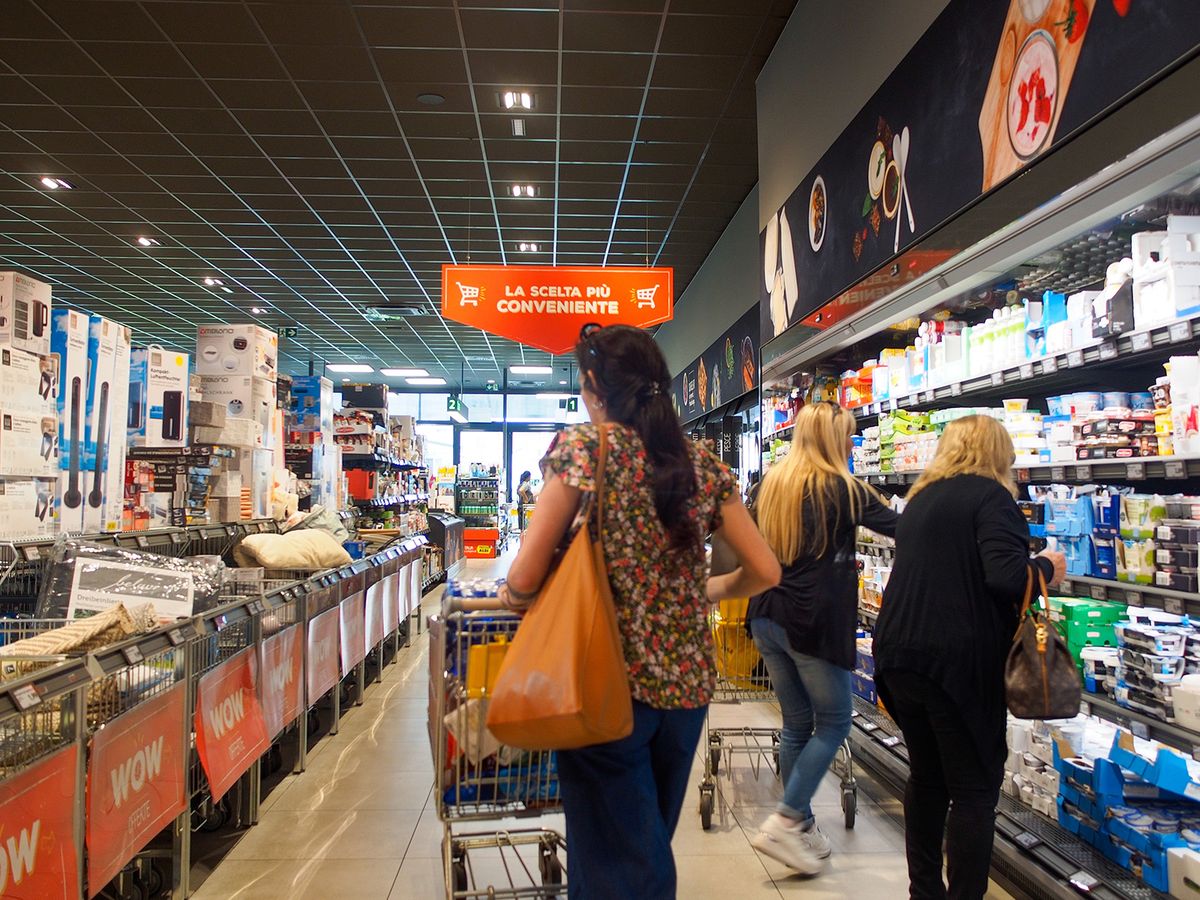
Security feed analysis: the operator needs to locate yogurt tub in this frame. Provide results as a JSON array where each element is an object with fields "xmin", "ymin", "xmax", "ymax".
[
  {"xmin": 1131, "ymin": 391, "xmax": 1154, "ymax": 411},
  {"xmin": 1182, "ymin": 827, "xmax": 1200, "ymax": 844},
  {"xmin": 1125, "ymin": 812, "xmax": 1155, "ymax": 831},
  {"xmin": 1103, "ymin": 391, "xmax": 1131, "ymax": 409},
  {"xmin": 1073, "ymin": 392, "xmax": 1102, "ymax": 414}
]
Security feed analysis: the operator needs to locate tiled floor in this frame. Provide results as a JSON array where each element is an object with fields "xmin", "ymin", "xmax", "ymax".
[{"xmin": 194, "ymin": 560, "xmax": 1016, "ymax": 899}]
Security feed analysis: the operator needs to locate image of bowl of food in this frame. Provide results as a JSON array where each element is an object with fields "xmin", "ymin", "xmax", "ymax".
[
  {"xmin": 741, "ymin": 337, "xmax": 756, "ymax": 391},
  {"xmin": 697, "ymin": 358, "xmax": 708, "ymax": 411},
  {"xmin": 1007, "ymin": 29, "xmax": 1059, "ymax": 161},
  {"xmin": 881, "ymin": 158, "xmax": 901, "ymax": 220},
  {"xmin": 867, "ymin": 140, "xmax": 887, "ymax": 200},
  {"xmin": 725, "ymin": 337, "xmax": 734, "ymax": 379},
  {"xmin": 809, "ymin": 175, "xmax": 827, "ymax": 252}
]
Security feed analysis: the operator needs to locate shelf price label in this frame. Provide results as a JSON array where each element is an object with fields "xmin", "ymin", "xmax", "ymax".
[
  {"xmin": 1098, "ymin": 340, "xmax": 1119, "ymax": 361},
  {"xmin": 921, "ymin": 391, "xmax": 935, "ymax": 404},
  {"xmin": 1125, "ymin": 462, "xmax": 1146, "ymax": 481},
  {"xmin": 1131, "ymin": 331, "xmax": 1153, "ymax": 353},
  {"xmin": 1042, "ymin": 356, "xmax": 1058, "ymax": 374},
  {"xmin": 1170, "ymin": 321, "xmax": 1192, "ymax": 343},
  {"xmin": 1050, "ymin": 466, "xmax": 1066, "ymax": 482},
  {"xmin": 1018, "ymin": 364, "xmax": 1034, "ymax": 380},
  {"xmin": 1165, "ymin": 460, "xmax": 1188, "ymax": 480},
  {"xmin": 1090, "ymin": 585, "xmax": 1108, "ymax": 601},
  {"xmin": 990, "ymin": 372, "xmax": 1005, "ymax": 387},
  {"xmin": 1131, "ymin": 721, "xmax": 1150, "ymax": 740},
  {"xmin": 1067, "ymin": 350, "xmax": 1085, "ymax": 368},
  {"xmin": 1074, "ymin": 464, "xmax": 1092, "ymax": 482},
  {"xmin": 950, "ymin": 383, "xmax": 963, "ymax": 397},
  {"xmin": 1125, "ymin": 591, "xmax": 1143, "ymax": 607},
  {"xmin": 1165, "ymin": 596, "xmax": 1185, "ymax": 616}
]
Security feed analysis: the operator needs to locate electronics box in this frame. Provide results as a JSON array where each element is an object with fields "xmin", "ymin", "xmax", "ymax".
[
  {"xmin": 0, "ymin": 409, "xmax": 57, "ymax": 478},
  {"xmin": 340, "ymin": 382, "xmax": 388, "ymax": 410},
  {"xmin": 0, "ymin": 348, "xmax": 57, "ymax": 417},
  {"xmin": 198, "ymin": 375, "xmax": 277, "ymax": 447},
  {"xmin": 129, "ymin": 346, "xmax": 190, "ymax": 448},
  {"xmin": 0, "ymin": 477, "xmax": 57, "ymax": 539},
  {"xmin": 50, "ymin": 309, "xmax": 89, "ymax": 531},
  {"xmin": 82, "ymin": 316, "xmax": 119, "ymax": 531},
  {"xmin": 290, "ymin": 375, "xmax": 334, "ymax": 433},
  {"xmin": 196, "ymin": 324, "xmax": 277, "ymax": 379},
  {"xmin": 0, "ymin": 272, "xmax": 51, "ymax": 356},
  {"xmin": 100, "ymin": 325, "xmax": 132, "ymax": 532}
]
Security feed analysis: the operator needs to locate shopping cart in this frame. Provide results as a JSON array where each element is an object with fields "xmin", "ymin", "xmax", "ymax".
[
  {"xmin": 699, "ymin": 599, "xmax": 858, "ymax": 830},
  {"xmin": 430, "ymin": 591, "xmax": 567, "ymax": 900},
  {"xmin": 457, "ymin": 282, "xmax": 481, "ymax": 307},
  {"xmin": 635, "ymin": 284, "xmax": 659, "ymax": 309}
]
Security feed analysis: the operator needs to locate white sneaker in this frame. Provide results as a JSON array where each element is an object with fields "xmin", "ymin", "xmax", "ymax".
[{"xmin": 749, "ymin": 813, "xmax": 831, "ymax": 874}]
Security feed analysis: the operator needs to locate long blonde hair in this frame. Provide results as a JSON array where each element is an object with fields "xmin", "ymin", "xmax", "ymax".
[
  {"xmin": 756, "ymin": 403, "xmax": 862, "ymax": 564},
  {"xmin": 907, "ymin": 415, "xmax": 1016, "ymax": 501}
]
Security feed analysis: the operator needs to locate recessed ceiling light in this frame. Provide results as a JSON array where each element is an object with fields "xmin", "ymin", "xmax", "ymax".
[
  {"xmin": 559, "ymin": 380, "xmax": 567, "ymax": 385},
  {"xmin": 417, "ymin": 92, "xmax": 445, "ymax": 106},
  {"xmin": 512, "ymin": 119, "xmax": 526, "ymax": 137},
  {"xmin": 251, "ymin": 307, "xmax": 266, "ymax": 315},
  {"xmin": 518, "ymin": 242, "xmax": 539, "ymax": 253},
  {"xmin": 204, "ymin": 277, "xmax": 223, "ymax": 286},
  {"xmin": 380, "ymin": 368, "xmax": 429, "ymax": 377},
  {"xmin": 501, "ymin": 91, "xmax": 534, "ymax": 110},
  {"xmin": 326, "ymin": 363, "xmax": 374, "ymax": 373},
  {"xmin": 136, "ymin": 236, "xmax": 160, "ymax": 247},
  {"xmin": 510, "ymin": 184, "xmax": 536, "ymax": 198},
  {"xmin": 342, "ymin": 378, "xmax": 350, "ymax": 383},
  {"xmin": 511, "ymin": 365, "xmax": 552, "ymax": 375},
  {"xmin": 40, "ymin": 176, "xmax": 72, "ymax": 190},
  {"xmin": 221, "ymin": 287, "xmax": 232, "ymax": 293},
  {"xmin": 487, "ymin": 379, "xmax": 497, "ymax": 385},
  {"xmin": 406, "ymin": 376, "xmax": 446, "ymax": 386}
]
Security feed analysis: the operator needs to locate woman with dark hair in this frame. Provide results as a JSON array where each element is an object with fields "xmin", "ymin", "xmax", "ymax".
[
  {"xmin": 516, "ymin": 469, "xmax": 535, "ymax": 530},
  {"xmin": 502, "ymin": 324, "xmax": 780, "ymax": 899}
]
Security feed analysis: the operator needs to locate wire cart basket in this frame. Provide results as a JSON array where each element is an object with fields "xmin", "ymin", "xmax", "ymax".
[
  {"xmin": 700, "ymin": 598, "xmax": 858, "ymax": 830},
  {"xmin": 430, "ymin": 594, "xmax": 566, "ymax": 899}
]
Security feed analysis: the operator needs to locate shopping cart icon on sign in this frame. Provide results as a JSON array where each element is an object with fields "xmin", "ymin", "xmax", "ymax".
[
  {"xmin": 634, "ymin": 285, "xmax": 658, "ymax": 309},
  {"xmin": 457, "ymin": 282, "xmax": 481, "ymax": 307}
]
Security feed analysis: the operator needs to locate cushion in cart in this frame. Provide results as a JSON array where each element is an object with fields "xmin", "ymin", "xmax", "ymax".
[{"xmin": 233, "ymin": 530, "xmax": 351, "ymax": 570}]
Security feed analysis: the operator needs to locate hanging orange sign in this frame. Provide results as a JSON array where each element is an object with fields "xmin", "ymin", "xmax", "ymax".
[{"xmin": 441, "ymin": 265, "xmax": 674, "ymax": 354}]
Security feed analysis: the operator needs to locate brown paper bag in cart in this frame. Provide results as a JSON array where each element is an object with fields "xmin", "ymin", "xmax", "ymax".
[{"xmin": 485, "ymin": 425, "xmax": 633, "ymax": 751}]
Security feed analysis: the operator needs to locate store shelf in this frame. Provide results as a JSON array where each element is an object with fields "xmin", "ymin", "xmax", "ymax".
[
  {"xmin": 352, "ymin": 493, "xmax": 429, "ymax": 508},
  {"xmin": 848, "ymin": 316, "xmax": 1200, "ymax": 424},
  {"xmin": 857, "ymin": 605, "xmax": 878, "ymax": 625},
  {"xmin": 855, "ymin": 454, "xmax": 1200, "ymax": 488},
  {"xmin": 847, "ymin": 696, "xmax": 1167, "ymax": 900},
  {"xmin": 1082, "ymin": 693, "xmax": 1200, "ymax": 758},
  {"xmin": 341, "ymin": 450, "xmax": 424, "ymax": 470}
]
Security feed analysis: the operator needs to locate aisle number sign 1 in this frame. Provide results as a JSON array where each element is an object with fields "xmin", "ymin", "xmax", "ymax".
[{"xmin": 441, "ymin": 265, "xmax": 674, "ymax": 354}]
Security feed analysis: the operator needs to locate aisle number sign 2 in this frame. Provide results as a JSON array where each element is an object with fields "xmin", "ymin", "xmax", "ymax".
[{"xmin": 441, "ymin": 265, "xmax": 674, "ymax": 354}]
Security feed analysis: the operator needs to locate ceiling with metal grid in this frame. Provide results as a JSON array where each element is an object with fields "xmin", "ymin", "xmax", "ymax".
[{"xmin": 0, "ymin": 0, "xmax": 793, "ymax": 389}]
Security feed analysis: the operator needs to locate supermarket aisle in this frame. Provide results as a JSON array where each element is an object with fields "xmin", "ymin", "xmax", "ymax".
[{"xmin": 194, "ymin": 558, "xmax": 1012, "ymax": 899}]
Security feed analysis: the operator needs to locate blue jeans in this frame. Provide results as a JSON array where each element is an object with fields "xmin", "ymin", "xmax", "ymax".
[
  {"xmin": 556, "ymin": 699, "xmax": 707, "ymax": 899},
  {"xmin": 750, "ymin": 617, "xmax": 852, "ymax": 821}
]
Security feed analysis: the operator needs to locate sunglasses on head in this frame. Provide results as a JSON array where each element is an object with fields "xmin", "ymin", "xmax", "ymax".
[{"xmin": 579, "ymin": 322, "xmax": 602, "ymax": 357}]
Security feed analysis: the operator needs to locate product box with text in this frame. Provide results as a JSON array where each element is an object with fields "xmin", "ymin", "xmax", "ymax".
[
  {"xmin": 0, "ymin": 271, "xmax": 51, "ymax": 356},
  {"xmin": 196, "ymin": 324, "xmax": 277, "ymax": 379},
  {"xmin": 100, "ymin": 325, "xmax": 132, "ymax": 531},
  {"xmin": 0, "ymin": 347, "xmax": 56, "ymax": 417},
  {"xmin": 198, "ymin": 374, "xmax": 277, "ymax": 448},
  {"xmin": 51, "ymin": 310, "xmax": 89, "ymax": 531},
  {"xmin": 290, "ymin": 375, "xmax": 334, "ymax": 434},
  {"xmin": 129, "ymin": 346, "xmax": 190, "ymax": 448},
  {"xmin": 82, "ymin": 316, "xmax": 119, "ymax": 530},
  {"xmin": 0, "ymin": 476, "xmax": 57, "ymax": 539}
]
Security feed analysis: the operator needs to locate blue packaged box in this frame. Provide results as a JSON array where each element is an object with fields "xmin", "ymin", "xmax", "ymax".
[{"xmin": 851, "ymin": 670, "xmax": 876, "ymax": 704}]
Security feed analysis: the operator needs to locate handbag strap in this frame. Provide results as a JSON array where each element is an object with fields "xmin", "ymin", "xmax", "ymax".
[{"xmin": 1017, "ymin": 562, "xmax": 1051, "ymax": 623}]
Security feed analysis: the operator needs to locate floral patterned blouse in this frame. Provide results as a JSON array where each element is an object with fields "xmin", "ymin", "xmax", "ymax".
[{"xmin": 541, "ymin": 423, "xmax": 737, "ymax": 709}]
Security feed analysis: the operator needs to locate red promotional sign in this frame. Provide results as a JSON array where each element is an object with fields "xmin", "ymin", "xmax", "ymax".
[
  {"xmin": 0, "ymin": 744, "xmax": 79, "ymax": 899},
  {"xmin": 441, "ymin": 265, "xmax": 673, "ymax": 354},
  {"xmin": 382, "ymin": 572, "xmax": 399, "ymax": 637},
  {"xmin": 306, "ymin": 607, "xmax": 340, "ymax": 703},
  {"xmin": 194, "ymin": 648, "xmax": 270, "ymax": 803},
  {"xmin": 87, "ymin": 683, "xmax": 187, "ymax": 897},
  {"xmin": 260, "ymin": 626, "xmax": 303, "ymax": 740},
  {"xmin": 339, "ymin": 593, "xmax": 367, "ymax": 672},
  {"xmin": 365, "ymin": 582, "xmax": 385, "ymax": 653}
]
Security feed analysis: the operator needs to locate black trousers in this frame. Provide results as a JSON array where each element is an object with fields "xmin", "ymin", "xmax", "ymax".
[{"xmin": 877, "ymin": 669, "xmax": 1005, "ymax": 900}]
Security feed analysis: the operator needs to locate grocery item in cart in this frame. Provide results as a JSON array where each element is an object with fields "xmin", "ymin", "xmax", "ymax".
[{"xmin": 35, "ymin": 536, "xmax": 224, "ymax": 623}]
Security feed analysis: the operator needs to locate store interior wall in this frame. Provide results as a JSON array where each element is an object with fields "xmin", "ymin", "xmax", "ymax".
[
  {"xmin": 756, "ymin": 0, "xmax": 951, "ymax": 230},
  {"xmin": 655, "ymin": 185, "xmax": 760, "ymax": 375}
]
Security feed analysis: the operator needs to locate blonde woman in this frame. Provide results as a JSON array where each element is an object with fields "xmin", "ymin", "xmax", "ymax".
[
  {"xmin": 747, "ymin": 403, "xmax": 899, "ymax": 874},
  {"xmin": 873, "ymin": 416, "xmax": 1065, "ymax": 900}
]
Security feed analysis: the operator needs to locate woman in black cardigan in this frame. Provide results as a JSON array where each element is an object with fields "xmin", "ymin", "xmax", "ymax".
[{"xmin": 874, "ymin": 415, "xmax": 1065, "ymax": 900}]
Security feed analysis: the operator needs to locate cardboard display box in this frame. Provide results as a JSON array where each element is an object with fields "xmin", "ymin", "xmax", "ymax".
[
  {"xmin": 198, "ymin": 374, "xmax": 276, "ymax": 447},
  {"xmin": 196, "ymin": 324, "xmax": 277, "ymax": 379},
  {"xmin": 129, "ymin": 346, "xmax": 189, "ymax": 448},
  {"xmin": 0, "ymin": 272, "xmax": 51, "ymax": 356},
  {"xmin": 0, "ymin": 477, "xmax": 57, "ymax": 539},
  {"xmin": 51, "ymin": 309, "xmax": 89, "ymax": 531}
]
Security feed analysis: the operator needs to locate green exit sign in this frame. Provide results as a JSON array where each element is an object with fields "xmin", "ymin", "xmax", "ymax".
[{"xmin": 278, "ymin": 326, "xmax": 299, "ymax": 339}]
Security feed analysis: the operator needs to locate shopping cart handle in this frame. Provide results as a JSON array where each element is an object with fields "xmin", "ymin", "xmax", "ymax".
[{"xmin": 444, "ymin": 596, "xmax": 510, "ymax": 614}]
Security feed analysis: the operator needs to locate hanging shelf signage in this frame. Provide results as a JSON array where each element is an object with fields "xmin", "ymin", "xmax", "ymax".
[
  {"xmin": 441, "ymin": 265, "xmax": 674, "ymax": 354},
  {"xmin": 760, "ymin": 0, "xmax": 1200, "ymax": 344}
]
